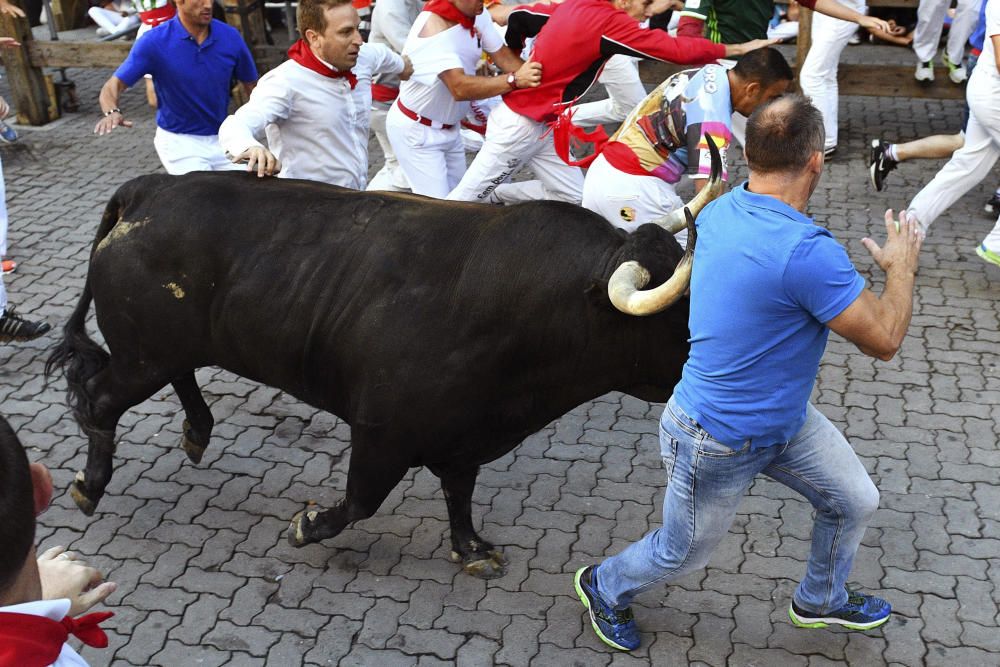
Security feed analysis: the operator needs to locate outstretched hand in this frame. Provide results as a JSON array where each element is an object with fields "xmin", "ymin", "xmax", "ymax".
[
  {"xmin": 0, "ymin": 1, "xmax": 25, "ymax": 18},
  {"xmin": 232, "ymin": 146, "xmax": 281, "ymax": 178},
  {"xmin": 38, "ymin": 546, "xmax": 118, "ymax": 617},
  {"xmin": 862, "ymin": 208, "xmax": 923, "ymax": 276}
]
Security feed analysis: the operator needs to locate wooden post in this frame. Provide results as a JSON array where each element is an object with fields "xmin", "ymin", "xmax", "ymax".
[
  {"xmin": 221, "ymin": 0, "xmax": 283, "ymax": 73},
  {"xmin": 50, "ymin": 0, "xmax": 88, "ymax": 31},
  {"xmin": 796, "ymin": 7, "xmax": 813, "ymax": 76},
  {"xmin": 0, "ymin": 12, "xmax": 58, "ymax": 125}
]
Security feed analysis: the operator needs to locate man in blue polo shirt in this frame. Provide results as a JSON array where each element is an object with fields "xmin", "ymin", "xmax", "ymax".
[
  {"xmin": 94, "ymin": 0, "xmax": 258, "ymax": 174},
  {"xmin": 573, "ymin": 95, "xmax": 924, "ymax": 652}
]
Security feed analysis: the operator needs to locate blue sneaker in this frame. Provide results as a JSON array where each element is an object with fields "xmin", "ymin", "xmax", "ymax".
[
  {"xmin": 0, "ymin": 120, "xmax": 17, "ymax": 144},
  {"xmin": 788, "ymin": 588, "xmax": 891, "ymax": 631},
  {"xmin": 573, "ymin": 566, "xmax": 640, "ymax": 651}
]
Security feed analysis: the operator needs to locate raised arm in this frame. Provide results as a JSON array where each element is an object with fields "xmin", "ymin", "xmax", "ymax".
[{"xmin": 827, "ymin": 209, "xmax": 922, "ymax": 361}]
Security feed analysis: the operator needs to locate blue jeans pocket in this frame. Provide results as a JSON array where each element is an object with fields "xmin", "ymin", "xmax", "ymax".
[{"xmin": 696, "ymin": 433, "xmax": 751, "ymax": 458}]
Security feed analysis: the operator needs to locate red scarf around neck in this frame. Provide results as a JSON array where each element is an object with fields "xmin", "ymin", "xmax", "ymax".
[
  {"xmin": 424, "ymin": 0, "xmax": 477, "ymax": 36},
  {"xmin": 287, "ymin": 39, "xmax": 358, "ymax": 89},
  {"xmin": 0, "ymin": 610, "xmax": 114, "ymax": 667}
]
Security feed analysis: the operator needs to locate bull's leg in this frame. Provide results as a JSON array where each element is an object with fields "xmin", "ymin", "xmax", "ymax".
[
  {"xmin": 171, "ymin": 373, "xmax": 214, "ymax": 464},
  {"xmin": 430, "ymin": 464, "xmax": 508, "ymax": 579},
  {"xmin": 71, "ymin": 365, "xmax": 169, "ymax": 516},
  {"xmin": 287, "ymin": 437, "xmax": 409, "ymax": 547}
]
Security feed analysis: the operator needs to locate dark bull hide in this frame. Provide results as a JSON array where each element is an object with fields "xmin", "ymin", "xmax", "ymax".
[{"xmin": 48, "ymin": 140, "xmax": 722, "ymax": 579}]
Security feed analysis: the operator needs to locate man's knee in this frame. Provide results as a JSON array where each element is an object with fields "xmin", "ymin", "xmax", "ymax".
[{"xmin": 845, "ymin": 478, "xmax": 880, "ymax": 524}]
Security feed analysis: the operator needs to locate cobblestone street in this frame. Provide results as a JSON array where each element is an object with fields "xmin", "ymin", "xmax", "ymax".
[{"xmin": 0, "ymin": 60, "xmax": 998, "ymax": 666}]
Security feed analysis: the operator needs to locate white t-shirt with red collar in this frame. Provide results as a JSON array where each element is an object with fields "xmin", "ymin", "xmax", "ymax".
[{"xmin": 0, "ymin": 599, "xmax": 90, "ymax": 667}]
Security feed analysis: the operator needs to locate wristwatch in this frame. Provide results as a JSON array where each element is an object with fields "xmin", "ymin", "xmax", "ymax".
[{"xmin": 506, "ymin": 73, "xmax": 517, "ymax": 90}]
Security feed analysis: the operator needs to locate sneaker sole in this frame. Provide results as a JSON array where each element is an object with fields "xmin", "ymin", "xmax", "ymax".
[
  {"xmin": 869, "ymin": 160, "xmax": 882, "ymax": 191},
  {"xmin": 976, "ymin": 245, "xmax": 1000, "ymax": 268},
  {"xmin": 574, "ymin": 568, "xmax": 633, "ymax": 652},
  {"xmin": 788, "ymin": 605, "xmax": 890, "ymax": 631}
]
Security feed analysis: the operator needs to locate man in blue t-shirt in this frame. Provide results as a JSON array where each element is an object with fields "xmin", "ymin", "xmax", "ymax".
[
  {"xmin": 93, "ymin": 0, "xmax": 258, "ymax": 174},
  {"xmin": 573, "ymin": 95, "xmax": 923, "ymax": 652}
]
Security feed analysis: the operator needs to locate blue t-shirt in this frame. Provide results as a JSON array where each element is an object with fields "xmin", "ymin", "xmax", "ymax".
[
  {"xmin": 114, "ymin": 17, "xmax": 258, "ymax": 136},
  {"xmin": 672, "ymin": 183, "xmax": 865, "ymax": 449},
  {"xmin": 970, "ymin": 0, "xmax": 987, "ymax": 51}
]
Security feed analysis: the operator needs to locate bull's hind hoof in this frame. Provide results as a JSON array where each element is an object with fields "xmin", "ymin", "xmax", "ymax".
[
  {"xmin": 69, "ymin": 472, "xmax": 97, "ymax": 516},
  {"xmin": 452, "ymin": 549, "xmax": 508, "ymax": 579},
  {"xmin": 180, "ymin": 420, "xmax": 206, "ymax": 464},
  {"xmin": 287, "ymin": 509, "xmax": 320, "ymax": 548}
]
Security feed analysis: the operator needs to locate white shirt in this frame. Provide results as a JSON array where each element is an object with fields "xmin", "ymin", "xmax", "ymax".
[
  {"xmin": 218, "ymin": 43, "xmax": 404, "ymax": 188},
  {"xmin": 369, "ymin": 0, "xmax": 424, "ymax": 95},
  {"xmin": 398, "ymin": 10, "xmax": 504, "ymax": 125},
  {"xmin": 0, "ymin": 599, "xmax": 90, "ymax": 667}
]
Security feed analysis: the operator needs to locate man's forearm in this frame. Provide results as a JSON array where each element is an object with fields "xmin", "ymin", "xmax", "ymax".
[
  {"xmin": 98, "ymin": 77, "xmax": 125, "ymax": 114},
  {"xmin": 490, "ymin": 46, "xmax": 525, "ymax": 74}
]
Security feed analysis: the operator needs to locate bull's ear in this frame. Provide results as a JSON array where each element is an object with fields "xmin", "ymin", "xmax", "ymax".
[{"xmin": 585, "ymin": 279, "xmax": 612, "ymax": 307}]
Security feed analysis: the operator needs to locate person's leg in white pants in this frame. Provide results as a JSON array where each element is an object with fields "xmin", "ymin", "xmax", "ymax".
[
  {"xmin": 367, "ymin": 105, "xmax": 410, "ymax": 191},
  {"xmin": 908, "ymin": 71, "xmax": 1000, "ymax": 253},
  {"xmin": 447, "ymin": 101, "xmax": 584, "ymax": 204},
  {"xmin": 571, "ymin": 56, "xmax": 646, "ymax": 127},
  {"xmin": 386, "ymin": 106, "xmax": 465, "ymax": 198},
  {"xmin": 799, "ymin": 0, "xmax": 866, "ymax": 153},
  {"xmin": 912, "ymin": 0, "xmax": 948, "ymax": 64},
  {"xmin": 154, "ymin": 129, "xmax": 242, "ymax": 175},
  {"xmin": 945, "ymin": 0, "xmax": 983, "ymax": 68}
]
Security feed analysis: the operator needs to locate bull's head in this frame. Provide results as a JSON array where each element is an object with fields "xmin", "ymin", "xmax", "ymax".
[{"xmin": 607, "ymin": 133, "xmax": 724, "ymax": 316}]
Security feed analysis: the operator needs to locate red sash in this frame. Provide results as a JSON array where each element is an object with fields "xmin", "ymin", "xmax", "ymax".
[
  {"xmin": 550, "ymin": 107, "xmax": 609, "ymax": 168},
  {"xmin": 137, "ymin": 4, "xmax": 175, "ymax": 26},
  {"xmin": 372, "ymin": 83, "xmax": 399, "ymax": 102},
  {"xmin": 287, "ymin": 40, "xmax": 358, "ymax": 89},
  {"xmin": 0, "ymin": 610, "xmax": 113, "ymax": 667},
  {"xmin": 424, "ymin": 0, "xmax": 476, "ymax": 37}
]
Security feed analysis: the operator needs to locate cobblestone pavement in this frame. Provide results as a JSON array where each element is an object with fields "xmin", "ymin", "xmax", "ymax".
[{"xmin": 0, "ymin": 57, "xmax": 998, "ymax": 667}]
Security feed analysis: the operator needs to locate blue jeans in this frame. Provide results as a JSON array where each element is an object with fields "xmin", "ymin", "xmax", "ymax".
[{"xmin": 595, "ymin": 396, "xmax": 880, "ymax": 614}]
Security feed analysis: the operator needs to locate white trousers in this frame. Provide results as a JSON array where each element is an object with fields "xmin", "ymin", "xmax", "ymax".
[
  {"xmin": 385, "ymin": 103, "xmax": 466, "ymax": 198},
  {"xmin": 908, "ymin": 67, "xmax": 1000, "ymax": 253},
  {"xmin": 913, "ymin": 0, "xmax": 983, "ymax": 65},
  {"xmin": 87, "ymin": 6, "xmax": 140, "ymax": 34},
  {"xmin": 571, "ymin": 55, "xmax": 646, "ymax": 127},
  {"xmin": 581, "ymin": 153, "xmax": 687, "ymax": 245},
  {"xmin": 367, "ymin": 105, "xmax": 410, "ymax": 192},
  {"xmin": 447, "ymin": 101, "xmax": 584, "ymax": 204},
  {"xmin": 799, "ymin": 0, "xmax": 866, "ymax": 151},
  {"xmin": 153, "ymin": 127, "xmax": 242, "ymax": 175}
]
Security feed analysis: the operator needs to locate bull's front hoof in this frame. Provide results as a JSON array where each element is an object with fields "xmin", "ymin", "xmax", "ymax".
[
  {"xmin": 180, "ymin": 420, "xmax": 206, "ymax": 464},
  {"xmin": 287, "ymin": 509, "xmax": 320, "ymax": 548},
  {"xmin": 452, "ymin": 549, "xmax": 509, "ymax": 579},
  {"xmin": 69, "ymin": 472, "xmax": 97, "ymax": 516}
]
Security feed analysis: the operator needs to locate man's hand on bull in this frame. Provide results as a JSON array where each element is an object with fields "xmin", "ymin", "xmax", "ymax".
[
  {"xmin": 231, "ymin": 146, "xmax": 282, "ymax": 178},
  {"xmin": 94, "ymin": 110, "xmax": 132, "ymax": 136},
  {"xmin": 723, "ymin": 38, "xmax": 780, "ymax": 57},
  {"xmin": 514, "ymin": 60, "xmax": 542, "ymax": 89}
]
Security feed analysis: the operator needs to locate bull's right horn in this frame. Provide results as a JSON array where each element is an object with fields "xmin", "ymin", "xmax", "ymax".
[
  {"xmin": 648, "ymin": 132, "xmax": 725, "ymax": 235},
  {"xmin": 608, "ymin": 208, "xmax": 696, "ymax": 316}
]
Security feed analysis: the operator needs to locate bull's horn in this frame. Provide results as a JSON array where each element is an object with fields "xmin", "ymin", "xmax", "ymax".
[
  {"xmin": 650, "ymin": 132, "xmax": 725, "ymax": 234},
  {"xmin": 608, "ymin": 208, "xmax": 696, "ymax": 315},
  {"xmin": 607, "ymin": 132, "xmax": 723, "ymax": 316}
]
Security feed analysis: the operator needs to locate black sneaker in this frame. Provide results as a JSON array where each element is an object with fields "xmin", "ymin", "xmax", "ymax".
[
  {"xmin": 868, "ymin": 139, "xmax": 897, "ymax": 192},
  {"xmin": 0, "ymin": 305, "xmax": 51, "ymax": 342},
  {"xmin": 984, "ymin": 193, "xmax": 1000, "ymax": 217}
]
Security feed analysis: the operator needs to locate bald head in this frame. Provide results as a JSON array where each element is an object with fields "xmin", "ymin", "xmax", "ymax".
[{"xmin": 744, "ymin": 95, "xmax": 825, "ymax": 176}]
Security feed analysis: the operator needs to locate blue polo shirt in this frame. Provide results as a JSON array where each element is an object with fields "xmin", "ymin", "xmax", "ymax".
[
  {"xmin": 114, "ymin": 17, "xmax": 258, "ymax": 136},
  {"xmin": 671, "ymin": 183, "xmax": 865, "ymax": 449}
]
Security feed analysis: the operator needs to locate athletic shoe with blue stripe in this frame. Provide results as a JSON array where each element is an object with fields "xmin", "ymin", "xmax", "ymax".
[
  {"xmin": 789, "ymin": 588, "xmax": 891, "ymax": 631},
  {"xmin": 574, "ymin": 566, "xmax": 640, "ymax": 651}
]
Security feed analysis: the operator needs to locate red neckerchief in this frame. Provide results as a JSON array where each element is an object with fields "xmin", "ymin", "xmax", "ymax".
[
  {"xmin": 0, "ymin": 611, "xmax": 114, "ymax": 667},
  {"xmin": 424, "ymin": 0, "xmax": 476, "ymax": 37},
  {"xmin": 287, "ymin": 40, "xmax": 358, "ymax": 89}
]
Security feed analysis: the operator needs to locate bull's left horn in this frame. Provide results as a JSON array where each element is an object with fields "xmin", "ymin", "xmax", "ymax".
[
  {"xmin": 608, "ymin": 208, "xmax": 696, "ymax": 316},
  {"xmin": 649, "ymin": 131, "xmax": 725, "ymax": 234}
]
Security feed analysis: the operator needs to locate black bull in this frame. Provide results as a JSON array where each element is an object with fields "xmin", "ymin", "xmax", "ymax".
[{"xmin": 48, "ymin": 167, "xmax": 708, "ymax": 579}]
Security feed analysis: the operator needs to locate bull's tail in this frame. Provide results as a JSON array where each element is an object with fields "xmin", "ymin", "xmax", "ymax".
[{"xmin": 45, "ymin": 192, "xmax": 124, "ymax": 435}]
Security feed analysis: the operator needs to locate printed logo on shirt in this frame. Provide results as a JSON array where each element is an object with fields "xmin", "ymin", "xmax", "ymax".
[{"xmin": 619, "ymin": 206, "xmax": 636, "ymax": 223}]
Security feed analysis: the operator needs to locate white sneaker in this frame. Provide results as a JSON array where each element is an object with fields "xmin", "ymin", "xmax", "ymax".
[
  {"xmin": 944, "ymin": 54, "xmax": 967, "ymax": 84},
  {"xmin": 914, "ymin": 61, "xmax": 934, "ymax": 82},
  {"xmin": 95, "ymin": 26, "xmax": 110, "ymax": 36}
]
